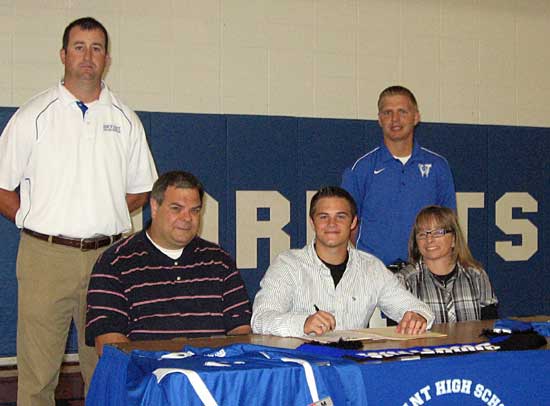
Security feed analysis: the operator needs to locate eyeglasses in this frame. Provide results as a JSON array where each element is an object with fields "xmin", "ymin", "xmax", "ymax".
[{"xmin": 416, "ymin": 228, "xmax": 453, "ymax": 240}]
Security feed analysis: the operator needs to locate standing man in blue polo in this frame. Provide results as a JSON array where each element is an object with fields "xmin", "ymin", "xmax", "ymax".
[
  {"xmin": 0, "ymin": 17, "xmax": 157, "ymax": 405},
  {"xmin": 341, "ymin": 85, "xmax": 456, "ymax": 268}
]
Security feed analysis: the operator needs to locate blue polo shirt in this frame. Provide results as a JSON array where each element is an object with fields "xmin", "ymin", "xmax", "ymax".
[{"xmin": 341, "ymin": 142, "xmax": 456, "ymax": 265}]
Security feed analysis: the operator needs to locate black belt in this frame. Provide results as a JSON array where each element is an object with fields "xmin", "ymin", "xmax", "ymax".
[{"xmin": 23, "ymin": 228, "xmax": 122, "ymax": 251}]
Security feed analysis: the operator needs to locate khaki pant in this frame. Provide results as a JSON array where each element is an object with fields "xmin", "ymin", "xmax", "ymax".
[{"xmin": 16, "ymin": 232, "xmax": 109, "ymax": 406}]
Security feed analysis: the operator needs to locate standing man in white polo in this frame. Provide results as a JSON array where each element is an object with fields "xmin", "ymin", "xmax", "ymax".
[{"xmin": 0, "ymin": 17, "xmax": 157, "ymax": 406}]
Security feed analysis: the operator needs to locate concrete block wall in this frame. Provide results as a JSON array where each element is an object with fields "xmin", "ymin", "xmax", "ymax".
[{"xmin": 0, "ymin": 0, "xmax": 549, "ymax": 126}]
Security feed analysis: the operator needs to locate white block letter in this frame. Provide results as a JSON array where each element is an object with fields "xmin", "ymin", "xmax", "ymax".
[
  {"xmin": 236, "ymin": 191, "xmax": 290, "ymax": 268},
  {"xmin": 495, "ymin": 192, "xmax": 538, "ymax": 261},
  {"xmin": 200, "ymin": 192, "xmax": 219, "ymax": 243}
]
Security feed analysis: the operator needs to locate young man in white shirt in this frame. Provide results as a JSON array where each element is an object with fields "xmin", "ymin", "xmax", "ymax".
[{"xmin": 252, "ymin": 186, "xmax": 434, "ymax": 338}]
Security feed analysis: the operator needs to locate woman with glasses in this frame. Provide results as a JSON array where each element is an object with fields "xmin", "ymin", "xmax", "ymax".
[{"xmin": 397, "ymin": 205, "xmax": 498, "ymax": 323}]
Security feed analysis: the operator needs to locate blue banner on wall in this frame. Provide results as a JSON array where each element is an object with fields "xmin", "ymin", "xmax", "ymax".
[{"xmin": 0, "ymin": 109, "xmax": 548, "ymax": 357}]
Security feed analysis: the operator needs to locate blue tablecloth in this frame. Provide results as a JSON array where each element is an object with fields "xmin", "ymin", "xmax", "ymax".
[
  {"xmin": 88, "ymin": 344, "xmax": 550, "ymax": 405},
  {"xmin": 359, "ymin": 349, "xmax": 549, "ymax": 405}
]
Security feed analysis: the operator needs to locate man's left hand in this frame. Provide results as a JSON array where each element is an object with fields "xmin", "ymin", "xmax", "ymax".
[{"xmin": 396, "ymin": 311, "xmax": 427, "ymax": 335}]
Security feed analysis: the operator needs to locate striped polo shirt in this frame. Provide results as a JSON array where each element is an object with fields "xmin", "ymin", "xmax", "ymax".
[{"xmin": 85, "ymin": 230, "xmax": 252, "ymax": 344}]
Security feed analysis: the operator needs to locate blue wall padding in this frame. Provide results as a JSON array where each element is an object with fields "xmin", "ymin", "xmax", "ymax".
[{"xmin": 0, "ymin": 108, "xmax": 547, "ymax": 356}]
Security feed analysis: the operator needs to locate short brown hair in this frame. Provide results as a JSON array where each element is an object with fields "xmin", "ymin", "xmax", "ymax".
[
  {"xmin": 309, "ymin": 186, "xmax": 357, "ymax": 219},
  {"xmin": 151, "ymin": 171, "xmax": 204, "ymax": 206},
  {"xmin": 378, "ymin": 85, "xmax": 418, "ymax": 112},
  {"xmin": 62, "ymin": 17, "xmax": 109, "ymax": 51},
  {"xmin": 408, "ymin": 205, "xmax": 481, "ymax": 269}
]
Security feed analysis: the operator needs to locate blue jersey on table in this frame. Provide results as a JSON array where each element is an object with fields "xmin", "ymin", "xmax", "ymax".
[{"xmin": 125, "ymin": 344, "xmax": 366, "ymax": 406}]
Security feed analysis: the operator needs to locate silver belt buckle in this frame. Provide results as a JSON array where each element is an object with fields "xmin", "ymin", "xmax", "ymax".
[
  {"xmin": 80, "ymin": 237, "xmax": 99, "ymax": 251},
  {"xmin": 79, "ymin": 238, "xmax": 89, "ymax": 251}
]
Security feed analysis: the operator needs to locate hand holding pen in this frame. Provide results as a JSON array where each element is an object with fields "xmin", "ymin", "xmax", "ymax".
[{"xmin": 303, "ymin": 304, "xmax": 336, "ymax": 335}]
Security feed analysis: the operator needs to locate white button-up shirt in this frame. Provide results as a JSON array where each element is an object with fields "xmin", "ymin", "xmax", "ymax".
[{"xmin": 252, "ymin": 240, "xmax": 434, "ymax": 337}]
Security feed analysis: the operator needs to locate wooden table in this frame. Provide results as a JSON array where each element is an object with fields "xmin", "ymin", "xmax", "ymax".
[{"xmin": 115, "ymin": 317, "xmax": 549, "ymax": 353}]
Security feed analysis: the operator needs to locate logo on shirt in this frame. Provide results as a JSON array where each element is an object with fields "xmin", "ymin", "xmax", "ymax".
[
  {"xmin": 208, "ymin": 349, "xmax": 227, "ymax": 358},
  {"xmin": 373, "ymin": 168, "xmax": 385, "ymax": 175},
  {"xmin": 418, "ymin": 163, "xmax": 432, "ymax": 178},
  {"xmin": 103, "ymin": 124, "xmax": 121, "ymax": 133}
]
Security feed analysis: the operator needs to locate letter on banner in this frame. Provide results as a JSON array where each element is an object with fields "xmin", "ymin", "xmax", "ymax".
[
  {"xmin": 200, "ymin": 193, "xmax": 219, "ymax": 244},
  {"xmin": 236, "ymin": 191, "xmax": 290, "ymax": 268},
  {"xmin": 456, "ymin": 192, "xmax": 484, "ymax": 241},
  {"xmin": 306, "ymin": 190, "xmax": 316, "ymax": 244},
  {"xmin": 495, "ymin": 192, "xmax": 538, "ymax": 261}
]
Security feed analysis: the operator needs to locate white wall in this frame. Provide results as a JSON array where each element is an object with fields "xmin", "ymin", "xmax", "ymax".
[{"xmin": 1, "ymin": 0, "xmax": 550, "ymax": 126}]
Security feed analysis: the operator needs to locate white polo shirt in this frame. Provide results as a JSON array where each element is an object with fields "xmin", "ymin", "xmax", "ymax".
[{"xmin": 0, "ymin": 82, "xmax": 158, "ymax": 237}]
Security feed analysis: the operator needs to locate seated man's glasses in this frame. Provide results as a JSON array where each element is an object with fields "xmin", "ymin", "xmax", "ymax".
[{"xmin": 416, "ymin": 228, "xmax": 453, "ymax": 240}]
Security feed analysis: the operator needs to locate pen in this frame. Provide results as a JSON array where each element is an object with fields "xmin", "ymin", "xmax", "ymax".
[{"xmin": 314, "ymin": 304, "xmax": 320, "ymax": 312}]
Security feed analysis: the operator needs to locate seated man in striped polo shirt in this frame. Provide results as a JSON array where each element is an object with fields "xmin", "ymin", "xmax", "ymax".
[
  {"xmin": 252, "ymin": 186, "xmax": 434, "ymax": 338},
  {"xmin": 85, "ymin": 171, "xmax": 252, "ymax": 355}
]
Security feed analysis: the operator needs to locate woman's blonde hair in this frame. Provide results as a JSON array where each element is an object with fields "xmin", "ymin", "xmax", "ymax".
[{"xmin": 408, "ymin": 205, "xmax": 481, "ymax": 269}]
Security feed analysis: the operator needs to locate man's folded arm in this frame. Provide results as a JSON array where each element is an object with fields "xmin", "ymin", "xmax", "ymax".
[
  {"xmin": 377, "ymin": 263, "xmax": 435, "ymax": 330},
  {"xmin": 126, "ymin": 191, "xmax": 149, "ymax": 213},
  {"xmin": 0, "ymin": 188, "xmax": 19, "ymax": 222},
  {"xmin": 86, "ymin": 250, "xmax": 130, "ymax": 355},
  {"xmin": 252, "ymin": 307, "xmax": 310, "ymax": 338},
  {"xmin": 251, "ymin": 255, "xmax": 309, "ymax": 337}
]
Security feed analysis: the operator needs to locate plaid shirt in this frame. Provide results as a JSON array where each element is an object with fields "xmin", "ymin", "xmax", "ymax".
[{"xmin": 397, "ymin": 260, "xmax": 498, "ymax": 323}]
